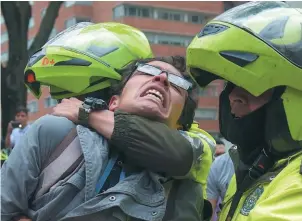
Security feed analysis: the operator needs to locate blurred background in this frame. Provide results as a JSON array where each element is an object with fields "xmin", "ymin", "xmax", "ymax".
[{"xmin": 1, "ymin": 1, "xmax": 301, "ymax": 150}]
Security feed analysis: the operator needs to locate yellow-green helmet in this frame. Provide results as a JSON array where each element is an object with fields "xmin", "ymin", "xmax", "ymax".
[
  {"xmin": 24, "ymin": 22, "xmax": 153, "ymax": 99},
  {"xmin": 187, "ymin": 2, "xmax": 302, "ymax": 154}
]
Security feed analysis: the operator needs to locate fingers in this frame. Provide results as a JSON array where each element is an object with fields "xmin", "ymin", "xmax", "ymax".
[
  {"xmin": 61, "ymin": 98, "xmax": 71, "ymax": 103},
  {"xmin": 70, "ymin": 97, "xmax": 84, "ymax": 106},
  {"xmin": 52, "ymin": 103, "xmax": 79, "ymax": 122},
  {"xmin": 60, "ymin": 97, "xmax": 83, "ymax": 106},
  {"xmin": 51, "ymin": 97, "xmax": 82, "ymax": 123},
  {"xmin": 69, "ymin": 97, "xmax": 79, "ymax": 101}
]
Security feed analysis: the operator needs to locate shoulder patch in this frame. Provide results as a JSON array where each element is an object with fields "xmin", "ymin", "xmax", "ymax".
[{"xmin": 240, "ymin": 185, "xmax": 264, "ymax": 216}]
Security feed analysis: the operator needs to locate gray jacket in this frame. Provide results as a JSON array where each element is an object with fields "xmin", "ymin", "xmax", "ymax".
[{"xmin": 1, "ymin": 115, "xmax": 206, "ymax": 221}]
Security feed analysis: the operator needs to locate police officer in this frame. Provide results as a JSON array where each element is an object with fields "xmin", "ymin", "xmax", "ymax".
[{"xmin": 186, "ymin": 1, "xmax": 302, "ymax": 220}]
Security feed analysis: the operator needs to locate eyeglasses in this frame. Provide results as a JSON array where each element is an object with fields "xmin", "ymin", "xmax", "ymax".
[{"xmin": 135, "ymin": 63, "xmax": 193, "ymax": 91}]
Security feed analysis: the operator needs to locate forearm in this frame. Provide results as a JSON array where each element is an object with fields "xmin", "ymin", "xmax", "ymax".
[
  {"xmin": 88, "ymin": 110, "xmax": 114, "ymax": 139},
  {"xmin": 208, "ymin": 199, "xmax": 217, "ymax": 221},
  {"xmin": 110, "ymin": 111, "xmax": 193, "ymax": 176},
  {"xmin": 87, "ymin": 110, "xmax": 195, "ymax": 176}
]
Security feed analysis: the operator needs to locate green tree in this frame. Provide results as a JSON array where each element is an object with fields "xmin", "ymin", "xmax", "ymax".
[{"xmin": 1, "ymin": 1, "xmax": 63, "ymax": 139}]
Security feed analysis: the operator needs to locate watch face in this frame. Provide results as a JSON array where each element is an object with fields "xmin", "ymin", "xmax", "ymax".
[
  {"xmin": 94, "ymin": 100, "xmax": 106, "ymax": 109},
  {"xmin": 83, "ymin": 97, "xmax": 108, "ymax": 111},
  {"xmin": 85, "ymin": 97, "xmax": 94, "ymax": 105},
  {"xmin": 82, "ymin": 103, "xmax": 90, "ymax": 110}
]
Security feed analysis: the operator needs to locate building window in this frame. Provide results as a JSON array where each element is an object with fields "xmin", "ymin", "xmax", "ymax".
[
  {"xmin": 44, "ymin": 97, "xmax": 58, "ymax": 108},
  {"xmin": 27, "ymin": 101, "xmax": 39, "ymax": 113},
  {"xmin": 1, "ymin": 32, "xmax": 8, "ymax": 44},
  {"xmin": 144, "ymin": 32, "xmax": 156, "ymax": 44},
  {"xmin": 157, "ymin": 35, "xmax": 183, "ymax": 46},
  {"xmin": 113, "ymin": 5, "xmax": 154, "ymax": 19},
  {"xmin": 128, "ymin": 7, "xmax": 136, "ymax": 16},
  {"xmin": 64, "ymin": 1, "xmax": 75, "ymax": 7},
  {"xmin": 144, "ymin": 32, "xmax": 194, "ymax": 47},
  {"xmin": 1, "ymin": 52, "xmax": 8, "ymax": 63},
  {"xmin": 28, "ymin": 17, "xmax": 35, "ymax": 29},
  {"xmin": 64, "ymin": 1, "xmax": 92, "ymax": 7},
  {"xmin": 189, "ymin": 14, "xmax": 204, "ymax": 24},
  {"xmin": 195, "ymin": 108, "xmax": 217, "ymax": 120},
  {"xmin": 113, "ymin": 5, "xmax": 125, "ymax": 18},
  {"xmin": 141, "ymin": 8, "xmax": 151, "ymax": 17},
  {"xmin": 199, "ymin": 85, "xmax": 219, "ymax": 97},
  {"xmin": 123, "ymin": 5, "xmax": 153, "ymax": 18},
  {"xmin": 157, "ymin": 10, "xmax": 185, "ymax": 22},
  {"xmin": 65, "ymin": 17, "xmax": 91, "ymax": 28},
  {"xmin": 113, "ymin": 4, "xmax": 213, "ymax": 24}
]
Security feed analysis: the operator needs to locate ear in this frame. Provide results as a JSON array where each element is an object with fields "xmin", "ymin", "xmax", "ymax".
[{"xmin": 108, "ymin": 95, "xmax": 120, "ymax": 111}]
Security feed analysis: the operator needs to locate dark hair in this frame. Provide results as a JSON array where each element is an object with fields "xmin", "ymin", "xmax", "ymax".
[
  {"xmin": 15, "ymin": 106, "xmax": 28, "ymax": 115},
  {"xmin": 111, "ymin": 55, "xmax": 199, "ymax": 130},
  {"xmin": 215, "ymin": 138, "xmax": 225, "ymax": 145}
]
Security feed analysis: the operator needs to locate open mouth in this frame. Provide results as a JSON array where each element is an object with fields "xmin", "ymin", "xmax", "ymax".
[{"xmin": 141, "ymin": 88, "xmax": 165, "ymax": 107}]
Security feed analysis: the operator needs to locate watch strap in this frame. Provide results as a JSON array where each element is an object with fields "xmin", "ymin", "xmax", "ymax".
[
  {"xmin": 78, "ymin": 106, "xmax": 90, "ymax": 126},
  {"xmin": 77, "ymin": 98, "xmax": 108, "ymax": 126}
]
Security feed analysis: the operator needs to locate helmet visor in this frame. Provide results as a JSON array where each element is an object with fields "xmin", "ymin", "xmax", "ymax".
[{"xmin": 213, "ymin": 1, "xmax": 302, "ymax": 67}]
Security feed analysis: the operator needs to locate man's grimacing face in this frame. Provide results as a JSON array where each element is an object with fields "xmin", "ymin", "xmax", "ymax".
[{"xmin": 109, "ymin": 61, "xmax": 188, "ymax": 129}]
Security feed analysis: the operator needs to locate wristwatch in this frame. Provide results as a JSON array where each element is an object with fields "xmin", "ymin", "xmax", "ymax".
[{"xmin": 78, "ymin": 97, "xmax": 108, "ymax": 126}]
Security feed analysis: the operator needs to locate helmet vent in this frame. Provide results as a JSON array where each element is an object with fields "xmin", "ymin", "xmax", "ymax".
[
  {"xmin": 219, "ymin": 51, "xmax": 259, "ymax": 67},
  {"xmin": 28, "ymin": 49, "xmax": 45, "ymax": 67},
  {"xmin": 54, "ymin": 58, "xmax": 92, "ymax": 66},
  {"xmin": 259, "ymin": 16, "xmax": 289, "ymax": 40},
  {"xmin": 86, "ymin": 45, "xmax": 119, "ymax": 58},
  {"xmin": 198, "ymin": 23, "xmax": 229, "ymax": 38}
]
